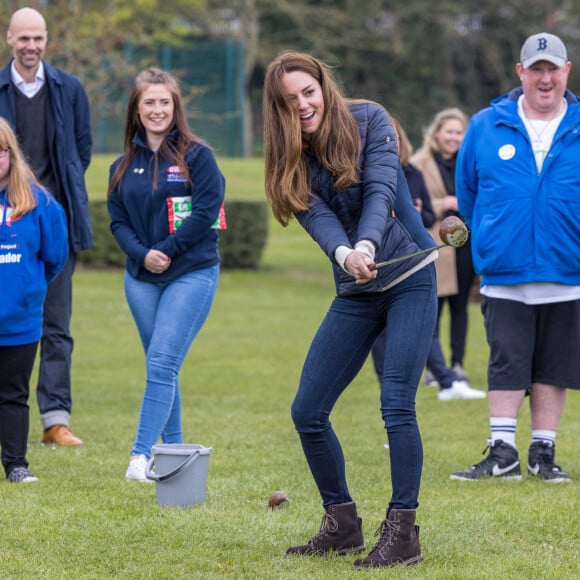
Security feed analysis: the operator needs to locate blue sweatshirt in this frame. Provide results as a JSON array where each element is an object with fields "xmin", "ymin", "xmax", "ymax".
[
  {"xmin": 107, "ymin": 134, "xmax": 225, "ymax": 283},
  {"xmin": 457, "ymin": 88, "xmax": 580, "ymax": 286},
  {"xmin": 0, "ymin": 185, "xmax": 69, "ymax": 346}
]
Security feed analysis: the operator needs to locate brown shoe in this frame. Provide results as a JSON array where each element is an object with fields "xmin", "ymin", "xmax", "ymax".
[
  {"xmin": 285, "ymin": 501, "xmax": 365, "ymax": 557},
  {"xmin": 41, "ymin": 425, "xmax": 84, "ymax": 446},
  {"xmin": 353, "ymin": 509, "xmax": 422, "ymax": 569}
]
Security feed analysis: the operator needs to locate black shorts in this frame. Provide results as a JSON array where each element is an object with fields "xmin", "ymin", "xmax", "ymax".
[{"xmin": 482, "ymin": 297, "xmax": 580, "ymax": 391}]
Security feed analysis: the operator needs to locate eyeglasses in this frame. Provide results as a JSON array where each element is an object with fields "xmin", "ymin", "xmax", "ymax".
[{"xmin": 0, "ymin": 149, "xmax": 10, "ymax": 158}]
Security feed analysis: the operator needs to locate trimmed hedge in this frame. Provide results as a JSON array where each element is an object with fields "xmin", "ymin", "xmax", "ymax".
[
  {"xmin": 79, "ymin": 199, "xmax": 269, "ymax": 270},
  {"xmin": 218, "ymin": 199, "xmax": 269, "ymax": 269},
  {"xmin": 79, "ymin": 200, "xmax": 124, "ymax": 268}
]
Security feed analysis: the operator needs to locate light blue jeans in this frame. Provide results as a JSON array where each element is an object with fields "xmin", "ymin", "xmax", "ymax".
[{"xmin": 124, "ymin": 264, "xmax": 219, "ymax": 457}]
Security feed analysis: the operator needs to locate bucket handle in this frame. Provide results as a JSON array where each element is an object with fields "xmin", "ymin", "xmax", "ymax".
[{"xmin": 145, "ymin": 449, "xmax": 202, "ymax": 482}]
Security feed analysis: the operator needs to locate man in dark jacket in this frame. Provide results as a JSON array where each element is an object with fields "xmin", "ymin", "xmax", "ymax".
[{"xmin": 0, "ymin": 7, "xmax": 93, "ymax": 446}]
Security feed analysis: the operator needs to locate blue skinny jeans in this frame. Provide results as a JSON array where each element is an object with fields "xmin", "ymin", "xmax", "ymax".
[
  {"xmin": 124, "ymin": 265, "xmax": 219, "ymax": 457},
  {"xmin": 291, "ymin": 264, "xmax": 436, "ymax": 510}
]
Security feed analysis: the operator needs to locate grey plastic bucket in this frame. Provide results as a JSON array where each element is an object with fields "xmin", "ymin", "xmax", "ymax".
[{"xmin": 145, "ymin": 444, "xmax": 213, "ymax": 507}]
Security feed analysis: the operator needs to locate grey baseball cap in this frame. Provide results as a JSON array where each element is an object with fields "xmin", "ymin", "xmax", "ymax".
[{"xmin": 520, "ymin": 32, "xmax": 568, "ymax": 68}]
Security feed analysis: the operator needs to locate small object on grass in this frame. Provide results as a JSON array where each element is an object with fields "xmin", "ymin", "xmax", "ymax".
[{"xmin": 268, "ymin": 491, "xmax": 289, "ymax": 509}]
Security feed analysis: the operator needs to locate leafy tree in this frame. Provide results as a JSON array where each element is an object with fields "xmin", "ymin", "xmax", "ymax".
[
  {"xmin": 246, "ymin": 0, "xmax": 580, "ymax": 145},
  {"xmin": 3, "ymin": 0, "xmax": 580, "ymax": 154}
]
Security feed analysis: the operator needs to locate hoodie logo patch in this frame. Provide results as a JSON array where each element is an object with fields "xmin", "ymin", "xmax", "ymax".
[{"xmin": 167, "ymin": 166, "xmax": 186, "ymax": 183}]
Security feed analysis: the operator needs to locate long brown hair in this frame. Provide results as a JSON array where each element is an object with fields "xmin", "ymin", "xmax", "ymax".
[
  {"xmin": 0, "ymin": 117, "xmax": 45, "ymax": 217},
  {"xmin": 263, "ymin": 51, "xmax": 360, "ymax": 226},
  {"xmin": 108, "ymin": 67, "xmax": 203, "ymax": 196}
]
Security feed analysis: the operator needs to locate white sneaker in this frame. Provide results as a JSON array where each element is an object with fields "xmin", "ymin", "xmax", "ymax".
[
  {"xmin": 438, "ymin": 380, "xmax": 487, "ymax": 401},
  {"xmin": 125, "ymin": 454, "xmax": 153, "ymax": 482}
]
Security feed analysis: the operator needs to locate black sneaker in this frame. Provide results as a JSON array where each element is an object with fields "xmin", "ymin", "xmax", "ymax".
[
  {"xmin": 527, "ymin": 442, "xmax": 571, "ymax": 483},
  {"xmin": 450, "ymin": 440, "xmax": 522, "ymax": 481},
  {"xmin": 7, "ymin": 466, "xmax": 39, "ymax": 483}
]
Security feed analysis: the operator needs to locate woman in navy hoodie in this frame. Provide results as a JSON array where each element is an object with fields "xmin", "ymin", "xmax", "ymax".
[
  {"xmin": 0, "ymin": 117, "xmax": 68, "ymax": 483},
  {"xmin": 263, "ymin": 52, "xmax": 437, "ymax": 569},
  {"xmin": 107, "ymin": 68, "xmax": 225, "ymax": 482}
]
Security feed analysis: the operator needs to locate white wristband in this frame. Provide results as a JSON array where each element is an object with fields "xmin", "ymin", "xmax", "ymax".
[
  {"xmin": 355, "ymin": 239, "xmax": 376, "ymax": 259},
  {"xmin": 334, "ymin": 245, "xmax": 354, "ymax": 272}
]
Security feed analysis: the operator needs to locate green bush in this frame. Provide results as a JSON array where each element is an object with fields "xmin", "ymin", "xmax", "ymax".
[
  {"xmin": 79, "ymin": 200, "xmax": 124, "ymax": 268},
  {"xmin": 219, "ymin": 199, "xmax": 269, "ymax": 269},
  {"xmin": 79, "ymin": 199, "xmax": 269, "ymax": 270}
]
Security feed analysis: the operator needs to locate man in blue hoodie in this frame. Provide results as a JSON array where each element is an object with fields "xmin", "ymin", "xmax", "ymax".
[
  {"xmin": 0, "ymin": 7, "xmax": 93, "ymax": 446},
  {"xmin": 451, "ymin": 33, "xmax": 580, "ymax": 483}
]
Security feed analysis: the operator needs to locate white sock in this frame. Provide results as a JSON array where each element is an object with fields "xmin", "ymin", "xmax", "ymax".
[
  {"xmin": 490, "ymin": 417, "xmax": 517, "ymax": 448},
  {"xmin": 531, "ymin": 429, "xmax": 556, "ymax": 447}
]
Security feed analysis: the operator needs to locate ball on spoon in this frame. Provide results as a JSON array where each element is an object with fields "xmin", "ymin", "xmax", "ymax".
[{"xmin": 439, "ymin": 216, "xmax": 469, "ymax": 248}]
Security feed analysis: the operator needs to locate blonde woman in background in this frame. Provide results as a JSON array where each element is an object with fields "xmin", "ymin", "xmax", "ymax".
[
  {"xmin": 0, "ymin": 118, "xmax": 68, "ymax": 483},
  {"xmin": 411, "ymin": 108, "xmax": 485, "ymax": 400}
]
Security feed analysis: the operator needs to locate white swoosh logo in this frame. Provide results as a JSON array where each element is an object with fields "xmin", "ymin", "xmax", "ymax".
[
  {"xmin": 529, "ymin": 463, "xmax": 540, "ymax": 475},
  {"xmin": 492, "ymin": 462, "xmax": 519, "ymax": 476}
]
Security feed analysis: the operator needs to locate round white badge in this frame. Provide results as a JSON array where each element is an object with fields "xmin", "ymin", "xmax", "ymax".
[{"xmin": 498, "ymin": 144, "xmax": 516, "ymax": 160}]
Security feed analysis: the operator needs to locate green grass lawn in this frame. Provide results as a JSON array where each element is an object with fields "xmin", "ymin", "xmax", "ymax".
[{"xmin": 1, "ymin": 157, "xmax": 578, "ymax": 578}]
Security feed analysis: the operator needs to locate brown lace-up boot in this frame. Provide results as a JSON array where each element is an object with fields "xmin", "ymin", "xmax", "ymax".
[
  {"xmin": 353, "ymin": 508, "xmax": 422, "ymax": 568},
  {"xmin": 285, "ymin": 501, "xmax": 365, "ymax": 556}
]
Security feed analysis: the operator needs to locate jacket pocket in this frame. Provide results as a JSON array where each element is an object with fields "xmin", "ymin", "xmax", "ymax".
[
  {"xmin": 473, "ymin": 198, "xmax": 534, "ymax": 274},
  {"xmin": 541, "ymin": 196, "xmax": 580, "ymax": 273}
]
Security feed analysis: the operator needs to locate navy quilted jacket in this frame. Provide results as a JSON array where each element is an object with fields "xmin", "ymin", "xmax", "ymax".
[{"xmin": 296, "ymin": 101, "xmax": 435, "ymax": 296}]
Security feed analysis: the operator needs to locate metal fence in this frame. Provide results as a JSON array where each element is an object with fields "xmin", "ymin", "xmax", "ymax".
[{"xmin": 93, "ymin": 39, "xmax": 246, "ymax": 156}]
